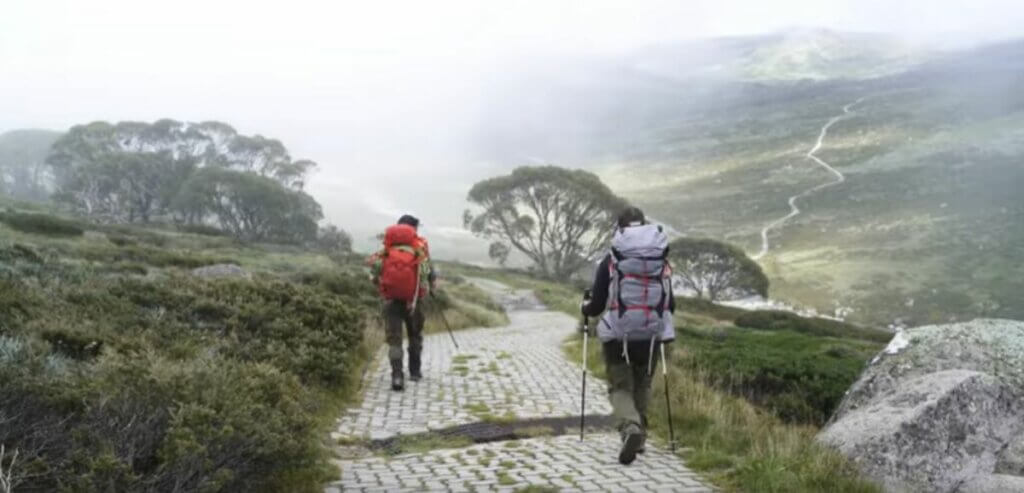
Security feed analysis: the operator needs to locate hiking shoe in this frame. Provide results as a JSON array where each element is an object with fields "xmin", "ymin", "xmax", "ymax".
[
  {"xmin": 618, "ymin": 425, "xmax": 644, "ymax": 465},
  {"xmin": 391, "ymin": 373, "xmax": 405, "ymax": 391},
  {"xmin": 409, "ymin": 371, "xmax": 422, "ymax": 382}
]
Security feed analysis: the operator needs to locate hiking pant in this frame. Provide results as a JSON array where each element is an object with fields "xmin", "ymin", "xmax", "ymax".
[
  {"xmin": 384, "ymin": 299, "xmax": 425, "ymax": 375},
  {"xmin": 602, "ymin": 340, "xmax": 659, "ymax": 432}
]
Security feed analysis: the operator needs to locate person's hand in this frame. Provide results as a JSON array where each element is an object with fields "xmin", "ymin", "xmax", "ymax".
[{"xmin": 579, "ymin": 289, "xmax": 592, "ymax": 316}]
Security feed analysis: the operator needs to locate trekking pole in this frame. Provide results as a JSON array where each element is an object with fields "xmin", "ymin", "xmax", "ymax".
[
  {"xmin": 580, "ymin": 314, "xmax": 589, "ymax": 441},
  {"xmin": 432, "ymin": 292, "xmax": 460, "ymax": 350},
  {"xmin": 580, "ymin": 289, "xmax": 592, "ymax": 442},
  {"xmin": 660, "ymin": 342, "xmax": 676, "ymax": 453}
]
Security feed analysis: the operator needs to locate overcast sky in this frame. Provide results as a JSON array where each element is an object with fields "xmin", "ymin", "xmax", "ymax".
[{"xmin": 2, "ymin": 0, "xmax": 1022, "ymax": 255}]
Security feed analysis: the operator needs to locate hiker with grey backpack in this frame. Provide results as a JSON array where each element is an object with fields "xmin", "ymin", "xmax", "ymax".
[{"xmin": 580, "ymin": 206, "xmax": 676, "ymax": 465}]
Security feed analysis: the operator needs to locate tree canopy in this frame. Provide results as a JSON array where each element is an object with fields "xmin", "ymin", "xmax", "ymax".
[
  {"xmin": 668, "ymin": 237, "xmax": 769, "ymax": 301},
  {"xmin": 464, "ymin": 165, "xmax": 629, "ymax": 278},
  {"xmin": 44, "ymin": 120, "xmax": 324, "ymax": 244},
  {"xmin": 172, "ymin": 167, "xmax": 322, "ymax": 244},
  {"xmin": 47, "ymin": 120, "xmax": 316, "ymax": 190}
]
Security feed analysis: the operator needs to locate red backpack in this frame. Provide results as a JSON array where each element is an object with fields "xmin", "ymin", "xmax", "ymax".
[{"xmin": 378, "ymin": 224, "xmax": 424, "ymax": 301}]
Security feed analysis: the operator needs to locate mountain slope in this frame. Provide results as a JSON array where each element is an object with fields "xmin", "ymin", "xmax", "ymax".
[
  {"xmin": 472, "ymin": 34, "xmax": 1024, "ymax": 327},
  {"xmin": 613, "ymin": 39, "xmax": 1024, "ymax": 326},
  {"xmin": 630, "ymin": 29, "xmax": 931, "ymax": 82}
]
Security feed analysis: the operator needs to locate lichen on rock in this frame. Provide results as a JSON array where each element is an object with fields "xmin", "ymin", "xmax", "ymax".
[{"xmin": 818, "ymin": 319, "xmax": 1024, "ymax": 493}]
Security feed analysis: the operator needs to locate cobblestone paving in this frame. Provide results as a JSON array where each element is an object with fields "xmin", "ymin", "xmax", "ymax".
[
  {"xmin": 333, "ymin": 279, "xmax": 611, "ymax": 440},
  {"xmin": 328, "ymin": 434, "xmax": 712, "ymax": 492},
  {"xmin": 327, "ymin": 279, "xmax": 713, "ymax": 492}
]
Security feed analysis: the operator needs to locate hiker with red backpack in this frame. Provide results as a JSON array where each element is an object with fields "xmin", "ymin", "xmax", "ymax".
[
  {"xmin": 369, "ymin": 214, "xmax": 435, "ymax": 391},
  {"xmin": 580, "ymin": 206, "xmax": 676, "ymax": 465}
]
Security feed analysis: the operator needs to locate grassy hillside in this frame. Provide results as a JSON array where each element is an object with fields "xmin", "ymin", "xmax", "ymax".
[
  {"xmin": 0, "ymin": 207, "xmax": 504, "ymax": 492},
  {"xmin": 589, "ymin": 39, "xmax": 1024, "ymax": 327},
  {"xmin": 456, "ymin": 265, "xmax": 884, "ymax": 492},
  {"xmin": 471, "ymin": 35, "xmax": 1023, "ymax": 327},
  {"xmin": 631, "ymin": 29, "xmax": 930, "ymax": 83}
]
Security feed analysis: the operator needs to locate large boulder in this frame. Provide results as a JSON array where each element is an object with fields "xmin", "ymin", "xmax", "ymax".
[{"xmin": 818, "ymin": 319, "xmax": 1024, "ymax": 493}]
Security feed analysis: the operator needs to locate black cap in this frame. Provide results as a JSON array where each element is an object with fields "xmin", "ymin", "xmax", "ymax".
[
  {"xmin": 397, "ymin": 214, "xmax": 420, "ymax": 228},
  {"xmin": 616, "ymin": 206, "xmax": 645, "ymax": 228}
]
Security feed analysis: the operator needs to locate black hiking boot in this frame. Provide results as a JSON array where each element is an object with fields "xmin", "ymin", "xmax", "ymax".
[
  {"xmin": 390, "ymin": 359, "xmax": 405, "ymax": 391},
  {"xmin": 408, "ymin": 350, "xmax": 422, "ymax": 382},
  {"xmin": 619, "ymin": 423, "xmax": 644, "ymax": 465},
  {"xmin": 391, "ymin": 372, "xmax": 405, "ymax": 391}
]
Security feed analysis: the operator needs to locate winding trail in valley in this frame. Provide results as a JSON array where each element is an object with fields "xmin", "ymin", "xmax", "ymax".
[{"xmin": 752, "ymin": 97, "xmax": 865, "ymax": 260}]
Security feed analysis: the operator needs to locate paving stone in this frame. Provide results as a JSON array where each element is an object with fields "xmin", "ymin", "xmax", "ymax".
[{"xmin": 326, "ymin": 279, "xmax": 714, "ymax": 492}]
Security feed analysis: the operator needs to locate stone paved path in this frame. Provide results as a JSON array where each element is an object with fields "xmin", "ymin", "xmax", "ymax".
[{"xmin": 327, "ymin": 278, "xmax": 714, "ymax": 492}]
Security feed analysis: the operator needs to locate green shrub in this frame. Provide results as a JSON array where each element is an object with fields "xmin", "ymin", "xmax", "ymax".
[
  {"xmin": 108, "ymin": 261, "xmax": 149, "ymax": 276},
  {"xmin": 677, "ymin": 326, "xmax": 881, "ymax": 425},
  {"xmin": 734, "ymin": 310, "xmax": 892, "ymax": 343},
  {"xmin": 294, "ymin": 271, "xmax": 378, "ymax": 310},
  {"xmin": 676, "ymin": 296, "xmax": 751, "ymax": 321},
  {"xmin": 78, "ymin": 243, "xmax": 237, "ymax": 269},
  {"xmin": 0, "ymin": 350, "xmax": 335, "ymax": 493},
  {"xmin": 105, "ymin": 233, "xmax": 138, "ymax": 247},
  {"xmin": 0, "ymin": 279, "xmax": 36, "ymax": 332},
  {"xmin": 177, "ymin": 223, "xmax": 230, "ymax": 236},
  {"xmin": 97, "ymin": 224, "xmax": 170, "ymax": 247},
  {"xmin": 41, "ymin": 328, "xmax": 104, "ymax": 360},
  {"xmin": 0, "ymin": 243, "xmax": 46, "ymax": 264},
  {"xmin": 0, "ymin": 211, "xmax": 84, "ymax": 237},
  {"xmin": 1, "ymin": 269, "xmax": 370, "ymax": 492}
]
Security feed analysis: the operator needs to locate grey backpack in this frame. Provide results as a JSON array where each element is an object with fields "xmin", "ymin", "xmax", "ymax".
[{"xmin": 598, "ymin": 224, "xmax": 674, "ymax": 343}]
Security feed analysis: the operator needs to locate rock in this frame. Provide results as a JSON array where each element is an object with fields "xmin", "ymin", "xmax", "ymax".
[
  {"xmin": 957, "ymin": 473, "xmax": 1024, "ymax": 493},
  {"xmin": 818, "ymin": 319, "xmax": 1024, "ymax": 493},
  {"xmin": 995, "ymin": 435, "xmax": 1024, "ymax": 476},
  {"xmin": 191, "ymin": 263, "xmax": 250, "ymax": 280}
]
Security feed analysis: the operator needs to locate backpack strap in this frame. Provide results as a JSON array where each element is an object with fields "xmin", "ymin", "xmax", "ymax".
[{"xmin": 391, "ymin": 245, "xmax": 423, "ymax": 259}]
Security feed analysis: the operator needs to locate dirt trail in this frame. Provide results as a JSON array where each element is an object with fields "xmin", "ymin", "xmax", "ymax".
[{"xmin": 753, "ymin": 98, "xmax": 865, "ymax": 260}]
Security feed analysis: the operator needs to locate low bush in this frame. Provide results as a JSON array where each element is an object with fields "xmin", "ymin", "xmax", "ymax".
[
  {"xmin": 77, "ymin": 243, "xmax": 237, "ymax": 269},
  {"xmin": 0, "ymin": 211, "xmax": 84, "ymax": 237},
  {"xmin": 0, "ymin": 263, "xmax": 374, "ymax": 492},
  {"xmin": 98, "ymin": 224, "xmax": 170, "ymax": 247},
  {"xmin": 295, "ymin": 271, "xmax": 379, "ymax": 310},
  {"xmin": 0, "ymin": 346, "xmax": 334, "ymax": 493},
  {"xmin": 0, "ymin": 243, "xmax": 45, "ymax": 264},
  {"xmin": 734, "ymin": 310, "xmax": 892, "ymax": 343},
  {"xmin": 177, "ymin": 223, "xmax": 230, "ymax": 237},
  {"xmin": 675, "ymin": 325, "xmax": 881, "ymax": 425},
  {"xmin": 676, "ymin": 296, "xmax": 751, "ymax": 322}
]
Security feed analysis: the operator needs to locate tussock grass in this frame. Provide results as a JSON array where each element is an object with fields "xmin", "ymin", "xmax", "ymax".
[
  {"xmin": 0, "ymin": 211, "xmax": 84, "ymax": 237},
  {"xmin": 566, "ymin": 334, "xmax": 879, "ymax": 492},
  {"xmin": 648, "ymin": 361, "xmax": 879, "ymax": 493}
]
